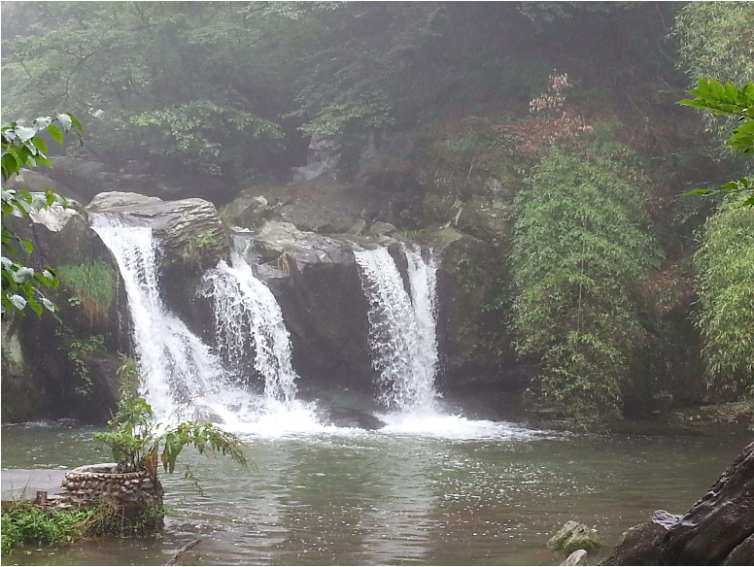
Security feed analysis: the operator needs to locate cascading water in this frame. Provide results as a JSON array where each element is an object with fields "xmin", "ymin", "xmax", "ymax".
[
  {"xmin": 91, "ymin": 216, "xmax": 260, "ymax": 427},
  {"xmin": 354, "ymin": 245, "xmax": 439, "ymax": 412},
  {"xmin": 200, "ymin": 237, "xmax": 298, "ymax": 405}
]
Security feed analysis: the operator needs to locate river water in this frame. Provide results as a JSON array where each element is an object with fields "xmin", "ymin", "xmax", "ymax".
[{"xmin": 2, "ymin": 423, "xmax": 750, "ymax": 566}]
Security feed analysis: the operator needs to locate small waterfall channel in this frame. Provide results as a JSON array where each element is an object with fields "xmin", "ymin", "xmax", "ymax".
[
  {"xmin": 200, "ymin": 236, "xmax": 298, "ymax": 405},
  {"xmin": 354, "ymin": 244, "xmax": 439, "ymax": 413}
]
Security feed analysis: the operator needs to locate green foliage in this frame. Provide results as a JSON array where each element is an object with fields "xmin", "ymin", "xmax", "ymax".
[
  {"xmin": 1, "ymin": 114, "xmax": 79, "ymax": 317},
  {"xmin": 674, "ymin": 3, "xmax": 754, "ymax": 91},
  {"xmin": 57, "ymin": 261, "xmax": 117, "ymax": 324},
  {"xmin": 694, "ymin": 196, "xmax": 754, "ymax": 400},
  {"xmin": 1, "ymin": 502, "xmax": 92, "ymax": 556},
  {"xmin": 0, "ymin": 498, "xmax": 166, "ymax": 555},
  {"xmin": 674, "ymin": 2, "xmax": 754, "ymax": 162},
  {"xmin": 512, "ymin": 144, "xmax": 658, "ymax": 421},
  {"xmin": 55, "ymin": 328, "xmax": 107, "ymax": 397},
  {"xmin": 679, "ymin": 79, "xmax": 754, "ymax": 207},
  {"xmin": 94, "ymin": 365, "xmax": 249, "ymax": 477}
]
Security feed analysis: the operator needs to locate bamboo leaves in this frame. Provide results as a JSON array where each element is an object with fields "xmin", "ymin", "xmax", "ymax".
[{"xmin": 511, "ymin": 147, "xmax": 657, "ymax": 421}]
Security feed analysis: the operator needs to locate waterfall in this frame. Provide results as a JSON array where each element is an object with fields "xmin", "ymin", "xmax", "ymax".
[
  {"xmin": 200, "ymin": 238, "xmax": 299, "ymax": 404},
  {"xmin": 354, "ymin": 245, "xmax": 439, "ymax": 412},
  {"xmin": 91, "ymin": 216, "xmax": 259, "ymax": 425}
]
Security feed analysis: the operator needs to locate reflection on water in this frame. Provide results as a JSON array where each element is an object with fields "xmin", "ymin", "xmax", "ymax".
[{"xmin": 2, "ymin": 424, "xmax": 751, "ymax": 566}]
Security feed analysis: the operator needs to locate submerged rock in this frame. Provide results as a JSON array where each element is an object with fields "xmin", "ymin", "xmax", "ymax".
[
  {"xmin": 560, "ymin": 549, "xmax": 588, "ymax": 566},
  {"xmin": 549, "ymin": 521, "xmax": 601, "ymax": 555},
  {"xmin": 326, "ymin": 407, "xmax": 385, "ymax": 430},
  {"xmin": 602, "ymin": 441, "xmax": 754, "ymax": 566}
]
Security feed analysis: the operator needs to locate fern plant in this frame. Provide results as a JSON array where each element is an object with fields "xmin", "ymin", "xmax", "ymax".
[{"xmin": 94, "ymin": 360, "xmax": 248, "ymax": 477}]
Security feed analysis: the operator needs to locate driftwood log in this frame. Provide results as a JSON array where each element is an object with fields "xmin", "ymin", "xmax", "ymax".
[
  {"xmin": 602, "ymin": 440, "xmax": 754, "ymax": 566},
  {"xmin": 165, "ymin": 538, "xmax": 203, "ymax": 566}
]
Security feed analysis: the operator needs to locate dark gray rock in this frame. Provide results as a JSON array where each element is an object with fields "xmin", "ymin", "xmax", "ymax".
[
  {"xmin": 600, "ymin": 511, "xmax": 679, "ymax": 566},
  {"xmin": 236, "ymin": 221, "xmax": 398, "ymax": 395},
  {"xmin": 723, "ymin": 534, "xmax": 754, "ymax": 566},
  {"xmin": 368, "ymin": 221, "xmax": 397, "ymax": 236},
  {"xmin": 1, "ymin": 205, "xmax": 123, "ymax": 424},
  {"xmin": 602, "ymin": 442, "xmax": 754, "ymax": 566},
  {"xmin": 277, "ymin": 190, "xmax": 365, "ymax": 234},
  {"xmin": 661, "ymin": 441, "xmax": 754, "ymax": 565},
  {"xmin": 49, "ymin": 156, "xmax": 234, "ymax": 205},
  {"xmin": 325, "ymin": 407, "xmax": 385, "ymax": 430},
  {"xmin": 5, "ymin": 169, "xmax": 87, "ymax": 204}
]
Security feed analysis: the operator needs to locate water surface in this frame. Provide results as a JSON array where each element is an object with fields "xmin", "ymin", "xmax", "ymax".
[{"xmin": 2, "ymin": 423, "xmax": 750, "ymax": 566}]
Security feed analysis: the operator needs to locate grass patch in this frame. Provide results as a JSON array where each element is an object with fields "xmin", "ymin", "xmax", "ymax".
[
  {"xmin": 1, "ymin": 502, "xmax": 92, "ymax": 556},
  {"xmin": 1, "ymin": 500, "xmax": 167, "ymax": 556},
  {"xmin": 58, "ymin": 261, "xmax": 117, "ymax": 324}
]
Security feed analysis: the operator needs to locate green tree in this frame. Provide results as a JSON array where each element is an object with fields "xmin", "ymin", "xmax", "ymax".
[
  {"xmin": 674, "ymin": 3, "xmax": 754, "ymax": 91},
  {"xmin": 2, "ymin": 2, "xmax": 289, "ymax": 178},
  {"xmin": 694, "ymin": 196, "xmax": 754, "ymax": 402},
  {"xmin": 1, "ymin": 113, "xmax": 80, "ymax": 316},
  {"xmin": 511, "ymin": 144, "xmax": 658, "ymax": 421}
]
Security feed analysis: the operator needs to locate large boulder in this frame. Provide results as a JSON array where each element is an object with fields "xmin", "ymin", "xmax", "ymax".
[
  {"xmin": 600, "ymin": 511, "xmax": 680, "ymax": 566},
  {"xmin": 87, "ymin": 192, "xmax": 229, "ymax": 340},
  {"xmin": 87, "ymin": 192, "xmax": 228, "ymax": 272},
  {"xmin": 422, "ymin": 226, "xmax": 526, "ymax": 399},
  {"xmin": 602, "ymin": 441, "xmax": 754, "ymax": 566}
]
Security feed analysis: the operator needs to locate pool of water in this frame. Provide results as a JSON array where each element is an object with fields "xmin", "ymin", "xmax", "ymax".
[{"xmin": 2, "ymin": 421, "xmax": 751, "ymax": 566}]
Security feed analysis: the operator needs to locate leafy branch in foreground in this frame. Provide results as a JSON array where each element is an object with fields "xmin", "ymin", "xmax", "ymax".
[
  {"xmin": 679, "ymin": 79, "xmax": 754, "ymax": 207},
  {"xmin": 1, "ymin": 113, "xmax": 81, "ymax": 316}
]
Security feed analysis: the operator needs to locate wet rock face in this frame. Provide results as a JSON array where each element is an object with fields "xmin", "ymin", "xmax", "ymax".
[
  {"xmin": 661, "ymin": 440, "xmax": 754, "ymax": 565},
  {"xmin": 1, "ymin": 206, "xmax": 123, "ymax": 424},
  {"xmin": 602, "ymin": 441, "xmax": 754, "ymax": 566},
  {"xmin": 241, "ymin": 221, "xmax": 399, "ymax": 395},
  {"xmin": 49, "ymin": 156, "xmax": 234, "ymax": 205}
]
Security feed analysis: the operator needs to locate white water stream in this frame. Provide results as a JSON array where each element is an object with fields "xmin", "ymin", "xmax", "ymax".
[
  {"xmin": 201, "ymin": 237, "xmax": 298, "ymax": 404},
  {"xmin": 91, "ymin": 216, "xmax": 261, "ymax": 427},
  {"xmin": 354, "ymin": 245, "xmax": 439, "ymax": 412}
]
